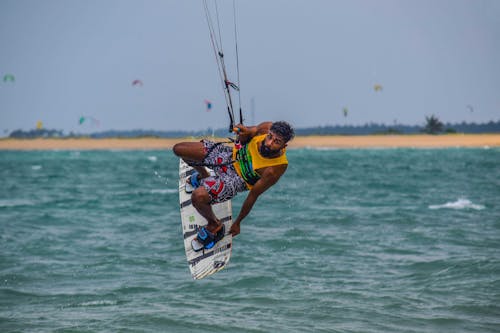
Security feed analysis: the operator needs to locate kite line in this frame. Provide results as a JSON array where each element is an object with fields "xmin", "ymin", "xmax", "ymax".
[{"xmin": 203, "ymin": 0, "xmax": 244, "ymax": 133}]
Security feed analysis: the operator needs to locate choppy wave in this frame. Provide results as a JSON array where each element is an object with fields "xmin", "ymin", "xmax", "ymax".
[
  {"xmin": 76, "ymin": 300, "xmax": 118, "ymax": 307},
  {"xmin": 1, "ymin": 148, "xmax": 498, "ymax": 333},
  {"xmin": 0, "ymin": 199, "xmax": 36, "ymax": 207},
  {"xmin": 429, "ymin": 198, "xmax": 485, "ymax": 210},
  {"xmin": 151, "ymin": 188, "xmax": 177, "ymax": 194}
]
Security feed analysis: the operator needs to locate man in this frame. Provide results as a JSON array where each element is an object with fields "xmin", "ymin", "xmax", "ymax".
[{"xmin": 173, "ymin": 121, "xmax": 294, "ymax": 251}]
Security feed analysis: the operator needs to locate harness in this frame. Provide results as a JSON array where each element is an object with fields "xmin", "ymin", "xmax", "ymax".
[{"xmin": 235, "ymin": 143, "xmax": 260, "ymax": 185}]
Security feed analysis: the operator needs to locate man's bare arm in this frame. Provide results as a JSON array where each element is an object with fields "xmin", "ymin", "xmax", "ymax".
[
  {"xmin": 230, "ymin": 164, "xmax": 287, "ymax": 236},
  {"xmin": 234, "ymin": 122, "xmax": 273, "ymax": 144}
]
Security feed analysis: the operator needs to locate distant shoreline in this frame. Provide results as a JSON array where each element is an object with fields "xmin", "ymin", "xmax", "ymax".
[{"xmin": 1, "ymin": 134, "xmax": 500, "ymax": 150}]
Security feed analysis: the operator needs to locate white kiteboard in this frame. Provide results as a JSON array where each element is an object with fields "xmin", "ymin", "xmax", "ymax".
[{"xmin": 178, "ymin": 159, "xmax": 233, "ymax": 280}]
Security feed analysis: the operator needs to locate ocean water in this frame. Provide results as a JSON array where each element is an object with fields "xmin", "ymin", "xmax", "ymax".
[{"xmin": 1, "ymin": 147, "xmax": 499, "ymax": 333}]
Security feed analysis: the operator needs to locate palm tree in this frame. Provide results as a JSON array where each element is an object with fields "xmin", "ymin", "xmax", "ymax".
[{"xmin": 423, "ymin": 115, "xmax": 444, "ymax": 134}]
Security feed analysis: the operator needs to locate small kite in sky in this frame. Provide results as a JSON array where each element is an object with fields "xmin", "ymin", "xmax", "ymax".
[
  {"xmin": 204, "ymin": 100, "xmax": 213, "ymax": 112},
  {"xmin": 373, "ymin": 84, "xmax": 383, "ymax": 92},
  {"xmin": 132, "ymin": 79, "xmax": 143, "ymax": 87},
  {"xmin": 3, "ymin": 74, "xmax": 15, "ymax": 83},
  {"xmin": 79, "ymin": 116, "xmax": 100, "ymax": 127},
  {"xmin": 342, "ymin": 107, "xmax": 349, "ymax": 117}
]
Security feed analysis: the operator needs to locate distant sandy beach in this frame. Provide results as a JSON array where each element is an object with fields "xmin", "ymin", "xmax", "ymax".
[{"xmin": 1, "ymin": 134, "xmax": 499, "ymax": 150}]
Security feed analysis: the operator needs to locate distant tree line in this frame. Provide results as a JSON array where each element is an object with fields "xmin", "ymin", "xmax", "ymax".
[
  {"xmin": 7, "ymin": 118, "xmax": 500, "ymax": 139},
  {"xmin": 8, "ymin": 128, "xmax": 64, "ymax": 138}
]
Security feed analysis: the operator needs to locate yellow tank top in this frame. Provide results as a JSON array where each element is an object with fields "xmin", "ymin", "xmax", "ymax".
[{"xmin": 232, "ymin": 134, "xmax": 288, "ymax": 189}]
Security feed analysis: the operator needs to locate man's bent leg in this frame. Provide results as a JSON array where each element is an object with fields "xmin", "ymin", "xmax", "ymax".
[
  {"xmin": 173, "ymin": 142, "xmax": 210, "ymax": 178},
  {"xmin": 173, "ymin": 142, "xmax": 205, "ymax": 160},
  {"xmin": 191, "ymin": 186, "xmax": 221, "ymax": 233}
]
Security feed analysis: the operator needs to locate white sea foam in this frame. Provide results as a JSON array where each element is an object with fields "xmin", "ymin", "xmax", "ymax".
[
  {"xmin": 147, "ymin": 156, "xmax": 158, "ymax": 162},
  {"xmin": 31, "ymin": 165, "xmax": 42, "ymax": 170},
  {"xmin": 429, "ymin": 198, "xmax": 485, "ymax": 210},
  {"xmin": 0, "ymin": 199, "xmax": 35, "ymax": 207},
  {"xmin": 151, "ymin": 188, "xmax": 177, "ymax": 194},
  {"xmin": 78, "ymin": 300, "xmax": 117, "ymax": 307}
]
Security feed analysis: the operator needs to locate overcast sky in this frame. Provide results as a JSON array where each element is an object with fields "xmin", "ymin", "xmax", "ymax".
[{"xmin": 1, "ymin": 0, "xmax": 499, "ymax": 134}]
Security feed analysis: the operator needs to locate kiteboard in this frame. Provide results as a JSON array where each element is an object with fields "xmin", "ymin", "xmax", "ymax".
[{"xmin": 178, "ymin": 159, "xmax": 233, "ymax": 280}]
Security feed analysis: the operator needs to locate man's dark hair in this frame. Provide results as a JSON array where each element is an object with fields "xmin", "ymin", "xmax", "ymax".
[{"xmin": 270, "ymin": 121, "xmax": 295, "ymax": 143}]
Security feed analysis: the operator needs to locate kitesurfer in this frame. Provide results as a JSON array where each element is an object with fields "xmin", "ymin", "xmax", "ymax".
[{"xmin": 173, "ymin": 121, "xmax": 294, "ymax": 250}]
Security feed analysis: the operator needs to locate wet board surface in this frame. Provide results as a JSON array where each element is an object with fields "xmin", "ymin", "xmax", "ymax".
[{"xmin": 178, "ymin": 159, "xmax": 233, "ymax": 280}]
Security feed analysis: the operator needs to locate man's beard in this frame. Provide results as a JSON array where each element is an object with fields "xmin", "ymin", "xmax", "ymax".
[{"xmin": 259, "ymin": 142, "xmax": 280, "ymax": 158}]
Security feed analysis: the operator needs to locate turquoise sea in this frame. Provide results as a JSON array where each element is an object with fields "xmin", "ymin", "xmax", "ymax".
[{"xmin": 1, "ymin": 147, "xmax": 499, "ymax": 332}]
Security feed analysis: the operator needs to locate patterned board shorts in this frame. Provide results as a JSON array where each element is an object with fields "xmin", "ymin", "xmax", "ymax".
[{"xmin": 199, "ymin": 140, "xmax": 248, "ymax": 204}]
